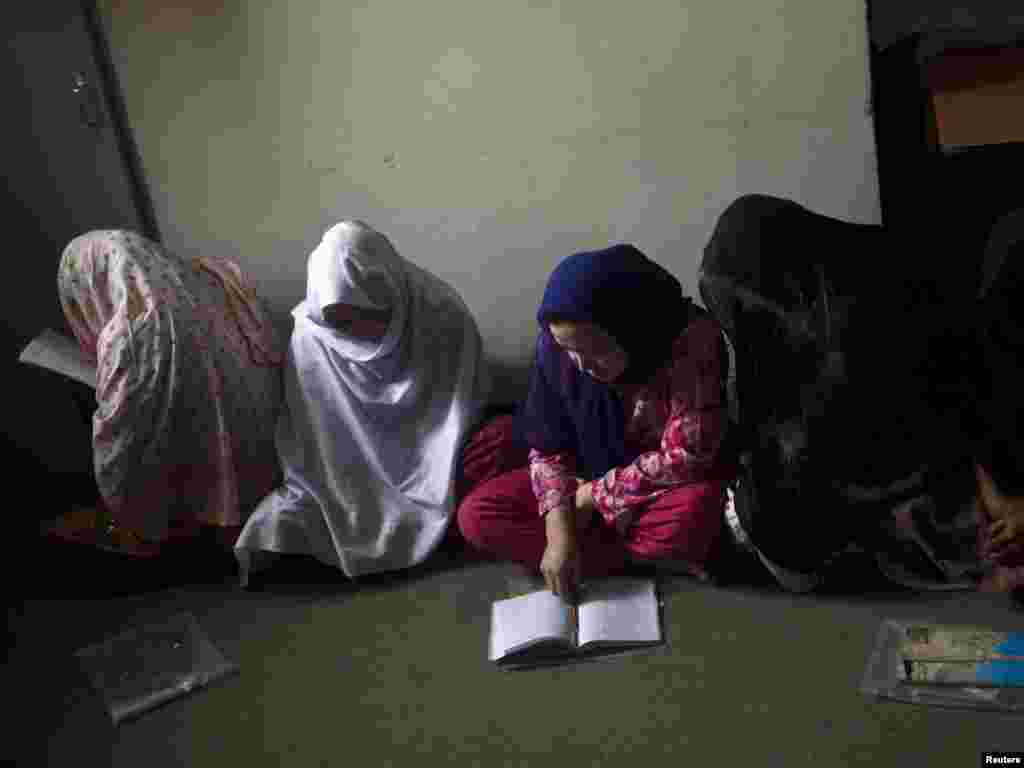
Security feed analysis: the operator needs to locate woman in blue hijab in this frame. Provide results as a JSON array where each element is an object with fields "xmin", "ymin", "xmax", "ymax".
[{"xmin": 457, "ymin": 245, "xmax": 735, "ymax": 601}]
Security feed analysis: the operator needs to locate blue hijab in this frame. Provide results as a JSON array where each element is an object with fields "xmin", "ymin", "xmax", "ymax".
[{"xmin": 516, "ymin": 244, "xmax": 695, "ymax": 480}]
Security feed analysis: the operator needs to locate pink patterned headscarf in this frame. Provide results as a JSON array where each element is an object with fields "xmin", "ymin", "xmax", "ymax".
[{"xmin": 57, "ymin": 230, "xmax": 284, "ymax": 541}]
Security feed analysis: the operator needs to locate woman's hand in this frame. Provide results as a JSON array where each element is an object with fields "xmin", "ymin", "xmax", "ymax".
[
  {"xmin": 977, "ymin": 464, "xmax": 1024, "ymax": 562},
  {"xmin": 541, "ymin": 507, "xmax": 581, "ymax": 604},
  {"xmin": 986, "ymin": 516, "xmax": 1023, "ymax": 559},
  {"xmin": 984, "ymin": 516, "xmax": 1023, "ymax": 562},
  {"xmin": 574, "ymin": 479, "xmax": 596, "ymax": 515}
]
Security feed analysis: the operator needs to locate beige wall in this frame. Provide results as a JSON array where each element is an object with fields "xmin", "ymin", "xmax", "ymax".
[{"xmin": 99, "ymin": 0, "xmax": 878, "ymax": 402}]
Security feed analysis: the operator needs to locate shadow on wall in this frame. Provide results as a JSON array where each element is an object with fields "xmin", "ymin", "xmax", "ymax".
[{"xmin": 487, "ymin": 356, "xmax": 531, "ymax": 409}]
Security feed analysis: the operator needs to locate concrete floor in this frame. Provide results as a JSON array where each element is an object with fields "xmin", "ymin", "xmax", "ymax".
[{"xmin": 7, "ymin": 537, "xmax": 1023, "ymax": 768}]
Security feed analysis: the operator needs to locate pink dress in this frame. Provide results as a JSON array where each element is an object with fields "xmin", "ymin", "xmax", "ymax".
[
  {"xmin": 58, "ymin": 230, "xmax": 285, "ymax": 544},
  {"xmin": 457, "ymin": 316, "xmax": 733, "ymax": 578},
  {"xmin": 529, "ymin": 316, "xmax": 730, "ymax": 534}
]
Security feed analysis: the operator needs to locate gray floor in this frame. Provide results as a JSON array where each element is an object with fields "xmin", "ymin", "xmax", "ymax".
[{"xmin": 7, "ymin": 538, "xmax": 1023, "ymax": 768}]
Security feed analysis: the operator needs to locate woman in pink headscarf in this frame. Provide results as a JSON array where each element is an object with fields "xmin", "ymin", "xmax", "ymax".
[{"xmin": 47, "ymin": 230, "xmax": 285, "ymax": 557}]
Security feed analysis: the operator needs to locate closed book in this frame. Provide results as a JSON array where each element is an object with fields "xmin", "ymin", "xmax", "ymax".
[{"xmin": 899, "ymin": 623, "xmax": 1024, "ymax": 687}]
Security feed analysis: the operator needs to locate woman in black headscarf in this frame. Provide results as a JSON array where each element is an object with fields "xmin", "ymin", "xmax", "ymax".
[
  {"xmin": 969, "ymin": 210, "xmax": 1024, "ymax": 594},
  {"xmin": 700, "ymin": 194, "xmax": 983, "ymax": 591}
]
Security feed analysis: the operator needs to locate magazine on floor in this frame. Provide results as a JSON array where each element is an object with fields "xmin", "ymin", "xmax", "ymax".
[
  {"xmin": 489, "ymin": 577, "xmax": 663, "ymax": 670},
  {"xmin": 860, "ymin": 619, "xmax": 1024, "ymax": 712},
  {"xmin": 898, "ymin": 623, "xmax": 1024, "ymax": 686}
]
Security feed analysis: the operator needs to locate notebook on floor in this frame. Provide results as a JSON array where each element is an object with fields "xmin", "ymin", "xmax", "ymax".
[
  {"xmin": 488, "ymin": 577, "xmax": 663, "ymax": 670},
  {"xmin": 75, "ymin": 612, "xmax": 238, "ymax": 724}
]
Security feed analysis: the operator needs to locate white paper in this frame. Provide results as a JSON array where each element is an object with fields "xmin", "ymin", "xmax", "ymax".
[
  {"xmin": 489, "ymin": 590, "xmax": 575, "ymax": 661},
  {"xmin": 18, "ymin": 329, "xmax": 96, "ymax": 389},
  {"xmin": 577, "ymin": 578, "xmax": 661, "ymax": 648}
]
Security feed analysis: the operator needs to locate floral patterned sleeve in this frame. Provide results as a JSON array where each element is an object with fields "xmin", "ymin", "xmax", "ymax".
[
  {"xmin": 592, "ymin": 318, "xmax": 727, "ymax": 527},
  {"xmin": 529, "ymin": 448, "xmax": 579, "ymax": 518}
]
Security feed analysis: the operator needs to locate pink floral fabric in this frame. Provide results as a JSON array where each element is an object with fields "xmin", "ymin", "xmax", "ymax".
[
  {"xmin": 58, "ymin": 230, "xmax": 285, "ymax": 542},
  {"xmin": 529, "ymin": 316, "xmax": 728, "ymax": 531}
]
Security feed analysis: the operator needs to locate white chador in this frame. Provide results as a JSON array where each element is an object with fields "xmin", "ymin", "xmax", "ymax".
[{"xmin": 235, "ymin": 221, "xmax": 489, "ymax": 582}]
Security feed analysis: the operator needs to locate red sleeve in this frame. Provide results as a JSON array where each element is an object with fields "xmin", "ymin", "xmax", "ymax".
[{"xmin": 591, "ymin": 318, "xmax": 727, "ymax": 526}]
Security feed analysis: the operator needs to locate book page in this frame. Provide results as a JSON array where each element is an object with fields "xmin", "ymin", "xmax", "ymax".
[
  {"xmin": 489, "ymin": 590, "xmax": 575, "ymax": 662},
  {"xmin": 577, "ymin": 578, "xmax": 661, "ymax": 649},
  {"xmin": 18, "ymin": 329, "xmax": 97, "ymax": 389}
]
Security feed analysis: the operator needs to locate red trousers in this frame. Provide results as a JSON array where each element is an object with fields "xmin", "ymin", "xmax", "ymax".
[{"xmin": 453, "ymin": 415, "xmax": 729, "ymax": 579}]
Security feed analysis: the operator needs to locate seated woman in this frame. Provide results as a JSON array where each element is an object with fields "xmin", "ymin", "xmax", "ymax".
[
  {"xmin": 701, "ymin": 194, "xmax": 1023, "ymax": 595},
  {"xmin": 47, "ymin": 230, "xmax": 285, "ymax": 557},
  {"xmin": 975, "ymin": 440, "xmax": 1024, "ymax": 594},
  {"xmin": 970, "ymin": 209, "xmax": 1024, "ymax": 595},
  {"xmin": 457, "ymin": 244, "xmax": 735, "ymax": 600},
  {"xmin": 234, "ymin": 221, "xmax": 497, "ymax": 584},
  {"xmin": 698, "ymin": 193, "xmax": 951, "ymax": 591}
]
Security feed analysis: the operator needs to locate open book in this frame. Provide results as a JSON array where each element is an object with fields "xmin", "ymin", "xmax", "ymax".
[
  {"xmin": 488, "ymin": 578, "xmax": 662, "ymax": 669},
  {"xmin": 899, "ymin": 623, "xmax": 1024, "ymax": 687},
  {"xmin": 18, "ymin": 328, "xmax": 97, "ymax": 389}
]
